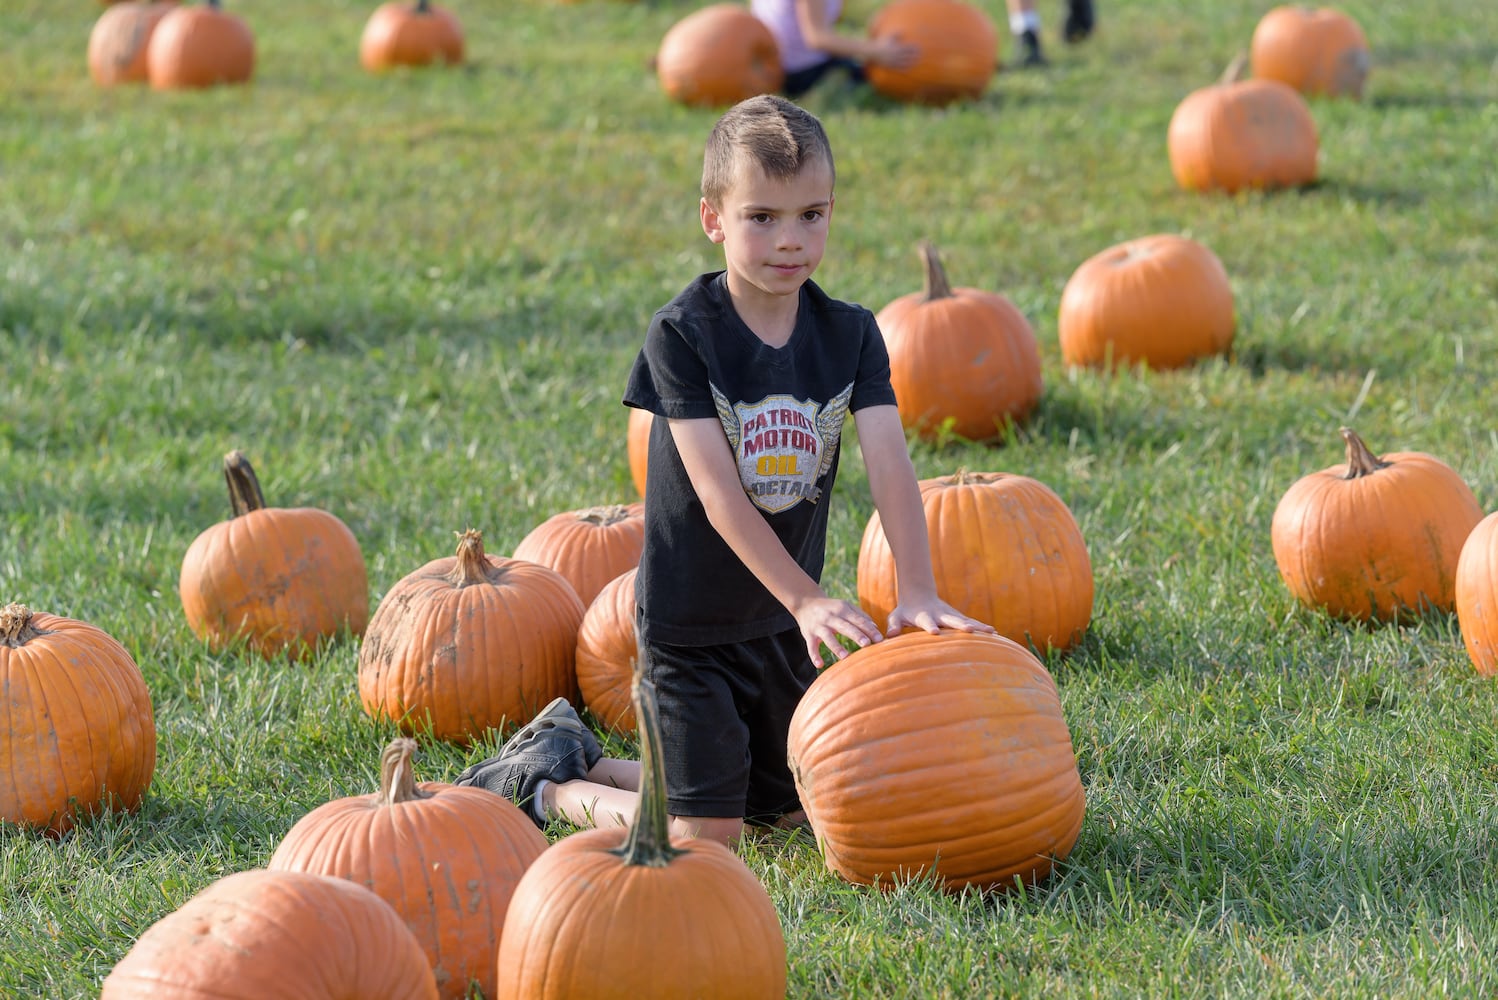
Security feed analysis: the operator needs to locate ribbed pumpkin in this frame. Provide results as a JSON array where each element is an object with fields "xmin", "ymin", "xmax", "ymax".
[
  {"xmin": 656, "ymin": 4, "xmax": 783, "ymax": 108},
  {"xmin": 88, "ymin": 1, "xmax": 178, "ymax": 86},
  {"xmin": 269, "ymin": 739, "xmax": 548, "ymax": 1000},
  {"xmin": 360, "ymin": 0, "xmax": 464, "ymax": 71},
  {"xmin": 865, "ymin": 0, "xmax": 997, "ymax": 105},
  {"xmin": 787, "ymin": 629, "xmax": 1086, "ymax": 891},
  {"xmin": 1057, "ymin": 233, "xmax": 1236, "ymax": 371},
  {"xmin": 575, "ymin": 568, "xmax": 639, "ymax": 735},
  {"xmin": 179, "ymin": 450, "xmax": 368, "ymax": 660},
  {"xmin": 358, "ymin": 529, "xmax": 585, "ymax": 742},
  {"xmin": 1456, "ymin": 512, "xmax": 1498, "ymax": 677},
  {"xmin": 1167, "ymin": 57, "xmax": 1318, "ymax": 193},
  {"xmin": 627, "ymin": 406, "xmax": 651, "ymax": 499},
  {"xmin": 1251, "ymin": 5, "xmax": 1370, "ymax": 99},
  {"xmin": 100, "ymin": 869, "xmax": 439, "ymax": 999},
  {"xmin": 858, "ymin": 471, "xmax": 1093, "ymax": 653},
  {"xmin": 146, "ymin": 0, "xmax": 255, "ymax": 90},
  {"xmin": 1271, "ymin": 427, "xmax": 1483, "ymax": 622},
  {"xmin": 874, "ymin": 242, "xmax": 1042, "ymax": 442},
  {"xmin": 0, "ymin": 603, "xmax": 156, "ymax": 836},
  {"xmin": 495, "ymin": 663, "xmax": 786, "ymax": 998},
  {"xmin": 511, "ymin": 503, "xmax": 645, "ymax": 607}
]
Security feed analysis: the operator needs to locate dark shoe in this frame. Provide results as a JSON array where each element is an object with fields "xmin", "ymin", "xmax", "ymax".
[
  {"xmin": 454, "ymin": 728, "xmax": 591, "ymax": 820},
  {"xmin": 1017, "ymin": 29, "xmax": 1048, "ymax": 68},
  {"xmin": 1064, "ymin": 0, "xmax": 1094, "ymax": 43},
  {"xmin": 498, "ymin": 696, "xmax": 602, "ymax": 770}
]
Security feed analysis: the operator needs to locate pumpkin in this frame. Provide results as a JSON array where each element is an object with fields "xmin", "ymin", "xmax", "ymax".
[
  {"xmin": 874, "ymin": 242, "xmax": 1043, "ymax": 442},
  {"xmin": 360, "ymin": 0, "xmax": 464, "ymax": 71},
  {"xmin": 858, "ymin": 471, "xmax": 1093, "ymax": 653},
  {"xmin": 494, "ymin": 660, "xmax": 786, "ymax": 998},
  {"xmin": 358, "ymin": 529, "xmax": 585, "ymax": 742},
  {"xmin": 0, "ymin": 603, "xmax": 156, "ymax": 836},
  {"xmin": 656, "ymin": 4, "xmax": 783, "ymax": 108},
  {"xmin": 269, "ymin": 738, "xmax": 547, "ymax": 1000},
  {"xmin": 627, "ymin": 406, "xmax": 651, "ymax": 499},
  {"xmin": 512, "ymin": 503, "xmax": 645, "ymax": 607},
  {"xmin": 1167, "ymin": 56, "xmax": 1318, "ymax": 193},
  {"xmin": 787, "ymin": 629, "xmax": 1085, "ymax": 890},
  {"xmin": 865, "ymin": 0, "xmax": 997, "ymax": 105},
  {"xmin": 88, "ymin": 1, "xmax": 178, "ymax": 86},
  {"xmin": 575, "ymin": 568, "xmax": 639, "ymax": 735},
  {"xmin": 179, "ymin": 450, "xmax": 368, "ymax": 660},
  {"xmin": 1057, "ymin": 233, "xmax": 1236, "ymax": 371},
  {"xmin": 1251, "ymin": 5, "xmax": 1370, "ymax": 99},
  {"xmin": 1457, "ymin": 512, "xmax": 1498, "ymax": 677},
  {"xmin": 100, "ymin": 869, "xmax": 439, "ymax": 999},
  {"xmin": 146, "ymin": 0, "xmax": 255, "ymax": 90},
  {"xmin": 1271, "ymin": 427, "xmax": 1483, "ymax": 622}
]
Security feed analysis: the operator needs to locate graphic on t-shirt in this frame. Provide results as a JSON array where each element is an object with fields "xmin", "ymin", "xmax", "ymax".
[{"xmin": 711, "ymin": 382, "xmax": 854, "ymax": 514}]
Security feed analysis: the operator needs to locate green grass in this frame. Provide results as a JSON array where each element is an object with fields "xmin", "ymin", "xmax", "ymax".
[{"xmin": 4, "ymin": 0, "xmax": 1498, "ymax": 995}]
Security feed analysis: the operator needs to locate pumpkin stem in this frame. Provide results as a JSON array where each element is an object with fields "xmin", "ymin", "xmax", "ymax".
[
  {"xmin": 1219, "ymin": 52, "xmax": 1249, "ymax": 85},
  {"xmin": 577, "ymin": 505, "xmax": 635, "ymax": 527},
  {"xmin": 416, "ymin": 0, "xmax": 432, "ymax": 11},
  {"xmin": 0, "ymin": 603, "xmax": 42, "ymax": 647},
  {"xmin": 447, "ymin": 529, "xmax": 493, "ymax": 588},
  {"xmin": 376, "ymin": 737, "xmax": 432, "ymax": 806},
  {"xmin": 916, "ymin": 241, "xmax": 954, "ymax": 302},
  {"xmin": 223, "ymin": 450, "xmax": 268, "ymax": 518},
  {"xmin": 1339, "ymin": 426, "xmax": 1390, "ymax": 479},
  {"xmin": 613, "ymin": 643, "xmax": 684, "ymax": 867}
]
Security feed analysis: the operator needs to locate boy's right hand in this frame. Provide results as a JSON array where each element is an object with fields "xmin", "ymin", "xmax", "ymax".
[
  {"xmin": 867, "ymin": 36, "xmax": 919, "ymax": 70},
  {"xmin": 793, "ymin": 596, "xmax": 884, "ymax": 669}
]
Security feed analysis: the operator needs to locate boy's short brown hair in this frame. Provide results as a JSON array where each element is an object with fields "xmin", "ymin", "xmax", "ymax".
[{"xmin": 701, "ymin": 95, "xmax": 835, "ymax": 207}]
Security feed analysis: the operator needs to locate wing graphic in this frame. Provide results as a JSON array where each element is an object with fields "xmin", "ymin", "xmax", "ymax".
[
  {"xmin": 710, "ymin": 381, "xmax": 742, "ymax": 453},
  {"xmin": 816, "ymin": 382, "xmax": 855, "ymax": 479}
]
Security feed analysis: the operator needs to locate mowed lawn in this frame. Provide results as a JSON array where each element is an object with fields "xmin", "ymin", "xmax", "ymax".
[{"xmin": 3, "ymin": 0, "xmax": 1498, "ymax": 996}]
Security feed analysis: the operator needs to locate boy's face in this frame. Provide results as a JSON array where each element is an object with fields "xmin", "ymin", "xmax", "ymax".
[{"xmin": 700, "ymin": 155, "xmax": 835, "ymax": 314}]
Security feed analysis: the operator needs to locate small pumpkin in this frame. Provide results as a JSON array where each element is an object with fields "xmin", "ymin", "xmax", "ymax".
[
  {"xmin": 858, "ymin": 471, "xmax": 1093, "ymax": 653},
  {"xmin": 88, "ymin": 1, "xmax": 179, "ymax": 86},
  {"xmin": 787, "ymin": 629, "xmax": 1086, "ymax": 891},
  {"xmin": 1456, "ymin": 512, "xmax": 1498, "ymax": 677},
  {"xmin": 360, "ymin": 0, "xmax": 464, "ymax": 71},
  {"xmin": 627, "ymin": 406, "xmax": 651, "ymax": 499},
  {"xmin": 494, "ymin": 659, "xmax": 787, "ymax": 998},
  {"xmin": 1251, "ymin": 5, "xmax": 1370, "ymax": 99},
  {"xmin": 865, "ymin": 0, "xmax": 997, "ymax": 105},
  {"xmin": 512, "ymin": 503, "xmax": 644, "ymax": 607},
  {"xmin": 146, "ymin": 0, "xmax": 255, "ymax": 90},
  {"xmin": 1271, "ymin": 427, "xmax": 1483, "ymax": 622},
  {"xmin": 0, "ymin": 603, "xmax": 156, "ymax": 836},
  {"xmin": 269, "ymin": 738, "xmax": 547, "ymax": 1000},
  {"xmin": 1057, "ymin": 233, "xmax": 1236, "ymax": 371},
  {"xmin": 656, "ymin": 4, "xmax": 783, "ymax": 108},
  {"xmin": 358, "ymin": 529, "xmax": 585, "ymax": 742},
  {"xmin": 101, "ymin": 869, "xmax": 439, "ymax": 999},
  {"xmin": 1167, "ymin": 55, "xmax": 1318, "ymax": 193},
  {"xmin": 874, "ymin": 242, "xmax": 1043, "ymax": 442},
  {"xmin": 179, "ymin": 450, "xmax": 368, "ymax": 660},
  {"xmin": 575, "ymin": 568, "xmax": 639, "ymax": 735}
]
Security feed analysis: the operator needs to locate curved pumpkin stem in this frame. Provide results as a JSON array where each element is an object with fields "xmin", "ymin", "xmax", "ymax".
[
  {"xmin": 577, "ymin": 505, "xmax": 635, "ymax": 527},
  {"xmin": 223, "ymin": 450, "xmax": 268, "ymax": 518},
  {"xmin": 376, "ymin": 737, "xmax": 433, "ymax": 806},
  {"xmin": 1219, "ymin": 51, "xmax": 1249, "ymax": 85},
  {"xmin": 916, "ymin": 241, "xmax": 955, "ymax": 303},
  {"xmin": 416, "ymin": 0, "xmax": 432, "ymax": 11},
  {"xmin": 447, "ymin": 529, "xmax": 493, "ymax": 588},
  {"xmin": 1339, "ymin": 427, "xmax": 1390, "ymax": 479},
  {"xmin": 613, "ymin": 644, "xmax": 683, "ymax": 868},
  {"xmin": 0, "ymin": 603, "xmax": 41, "ymax": 647}
]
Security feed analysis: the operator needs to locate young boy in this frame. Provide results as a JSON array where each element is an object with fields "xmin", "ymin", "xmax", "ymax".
[{"xmin": 457, "ymin": 95, "xmax": 995, "ymax": 846}]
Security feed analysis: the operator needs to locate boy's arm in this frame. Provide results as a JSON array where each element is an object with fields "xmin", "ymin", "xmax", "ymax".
[
  {"xmin": 669, "ymin": 416, "xmax": 884, "ymax": 667},
  {"xmin": 852, "ymin": 405, "xmax": 997, "ymax": 637}
]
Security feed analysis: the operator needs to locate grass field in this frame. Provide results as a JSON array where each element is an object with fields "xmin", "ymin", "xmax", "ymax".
[{"xmin": 4, "ymin": 0, "xmax": 1498, "ymax": 996}]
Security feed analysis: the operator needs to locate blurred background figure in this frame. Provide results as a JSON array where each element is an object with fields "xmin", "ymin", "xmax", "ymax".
[
  {"xmin": 1008, "ymin": 0, "xmax": 1095, "ymax": 67},
  {"xmin": 751, "ymin": 0, "xmax": 920, "ymax": 97}
]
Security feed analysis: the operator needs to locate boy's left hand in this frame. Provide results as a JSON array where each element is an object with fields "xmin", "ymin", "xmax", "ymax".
[{"xmin": 885, "ymin": 598, "xmax": 997, "ymax": 638}]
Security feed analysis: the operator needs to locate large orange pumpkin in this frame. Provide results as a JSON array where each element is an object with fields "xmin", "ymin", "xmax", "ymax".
[
  {"xmin": 269, "ymin": 738, "xmax": 548, "ymax": 1000},
  {"xmin": 1057, "ymin": 233, "xmax": 1236, "ymax": 371},
  {"xmin": 1271, "ymin": 427, "xmax": 1483, "ymax": 622},
  {"xmin": 874, "ymin": 242, "xmax": 1042, "ymax": 442},
  {"xmin": 511, "ymin": 503, "xmax": 644, "ymax": 607},
  {"xmin": 360, "ymin": 0, "xmax": 464, "ymax": 71},
  {"xmin": 179, "ymin": 450, "xmax": 368, "ymax": 660},
  {"xmin": 787, "ymin": 629, "xmax": 1086, "ymax": 891},
  {"xmin": 627, "ymin": 406, "xmax": 651, "ymax": 499},
  {"xmin": 146, "ymin": 0, "xmax": 255, "ymax": 90},
  {"xmin": 656, "ymin": 4, "xmax": 783, "ymax": 108},
  {"xmin": 358, "ymin": 529, "xmax": 585, "ymax": 742},
  {"xmin": 865, "ymin": 0, "xmax": 997, "ymax": 105},
  {"xmin": 0, "ymin": 603, "xmax": 156, "ymax": 836},
  {"xmin": 575, "ymin": 568, "xmax": 639, "ymax": 735},
  {"xmin": 100, "ymin": 869, "xmax": 439, "ymax": 999},
  {"xmin": 1167, "ymin": 58, "xmax": 1318, "ymax": 193},
  {"xmin": 88, "ymin": 1, "xmax": 178, "ymax": 86},
  {"xmin": 1456, "ymin": 512, "xmax": 1498, "ymax": 677},
  {"xmin": 858, "ymin": 471, "xmax": 1093, "ymax": 653},
  {"xmin": 495, "ymin": 663, "xmax": 786, "ymax": 998},
  {"xmin": 1251, "ymin": 5, "xmax": 1370, "ymax": 99}
]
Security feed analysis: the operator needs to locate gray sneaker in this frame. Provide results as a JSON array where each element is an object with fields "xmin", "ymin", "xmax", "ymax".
[
  {"xmin": 453, "ymin": 698, "xmax": 601, "ymax": 822},
  {"xmin": 497, "ymin": 697, "xmax": 602, "ymax": 770}
]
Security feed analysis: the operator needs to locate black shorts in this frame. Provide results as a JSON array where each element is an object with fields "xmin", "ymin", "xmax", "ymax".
[{"xmin": 640, "ymin": 626, "xmax": 817, "ymax": 822}]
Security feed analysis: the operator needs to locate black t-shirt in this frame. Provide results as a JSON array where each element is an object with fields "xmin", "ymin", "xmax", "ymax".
[{"xmin": 623, "ymin": 271, "xmax": 897, "ymax": 645}]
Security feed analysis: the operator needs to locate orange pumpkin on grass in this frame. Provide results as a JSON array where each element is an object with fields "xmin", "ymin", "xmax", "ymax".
[
  {"xmin": 1457, "ymin": 512, "xmax": 1498, "ymax": 677},
  {"xmin": 627, "ymin": 406, "xmax": 651, "ymax": 498},
  {"xmin": 865, "ymin": 0, "xmax": 997, "ymax": 105},
  {"xmin": 512, "ymin": 503, "xmax": 644, "ymax": 607},
  {"xmin": 360, "ymin": 0, "xmax": 464, "ymax": 71},
  {"xmin": 146, "ymin": 0, "xmax": 255, "ymax": 90},
  {"xmin": 575, "ymin": 568, "xmax": 639, "ymax": 735},
  {"xmin": 1251, "ymin": 5, "xmax": 1370, "ymax": 99},
  {"xmin": 655, "ymin": 4, "xmax": 783, "ymax": 108},
  {"xmin": 88, "ymin": 1, "xmax": 178, "ymax": 86}
]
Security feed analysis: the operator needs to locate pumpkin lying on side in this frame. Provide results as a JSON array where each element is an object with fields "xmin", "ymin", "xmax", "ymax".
[
  {"xmin": 512, "ymin": 503, "xmax": 644, "ymax": 608},
  {"xmin": 1251, "ymin": 5, "xmax": 1370, "ymax": 99},
  {"xmin": 88, "ymin": 1, "xmax": 179, "ymax": 86},
  {"xmin": 655, "ymin": 4, "xmax": 783, "ymax": 108},
  {"xmin": 575, "ymin": 568, "xmax": 640, "ymax": 735},
  {"xmin": 360, "ymin": 0, "xmax": 465, "ymax": 71},
  {"xmin": 865, "ymin": 0, "xmax": 998, "ymax": 105},
  {"xmin": 1454, "ymin": 512, "xmax": 1498, "ymax": 677},
  {"xmin": 146, "ymin": 0, "xmax": 255, "ymax": 90}
]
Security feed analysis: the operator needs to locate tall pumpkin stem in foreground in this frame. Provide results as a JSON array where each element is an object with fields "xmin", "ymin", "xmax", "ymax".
[
  {"xmin": 376, "ymin": 737, "xmax": 433, "ymax": 806},
  {"xmin": 223, "ymin": 449, "xmax": 269, "ymax": 518},
  {"xmin": 447, "ymin": 529, "xmax": 492, "ymax": 588},
  {"xmin": 0, "ymin": 603, "xmax": 40, "ymax": 646},
  {"xmin": 1339, "ymin": 426, "xmax": 1391, "ymax": 479},
  {"xmin": 614, "ymin": 645, "xmax": 684, "ymax": 867},
  {"xmin": 416, "ymin": 0, "xmax": 432, "ymax": 11},
  {"xmin": 916, "ymin": 241, "xmax": 955, "ymax": 303}
]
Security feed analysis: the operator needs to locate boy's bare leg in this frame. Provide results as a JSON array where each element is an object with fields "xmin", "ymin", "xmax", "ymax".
[{"xmin": 543, "ymin": 764, "xmax": 746, "ymax": 845}]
